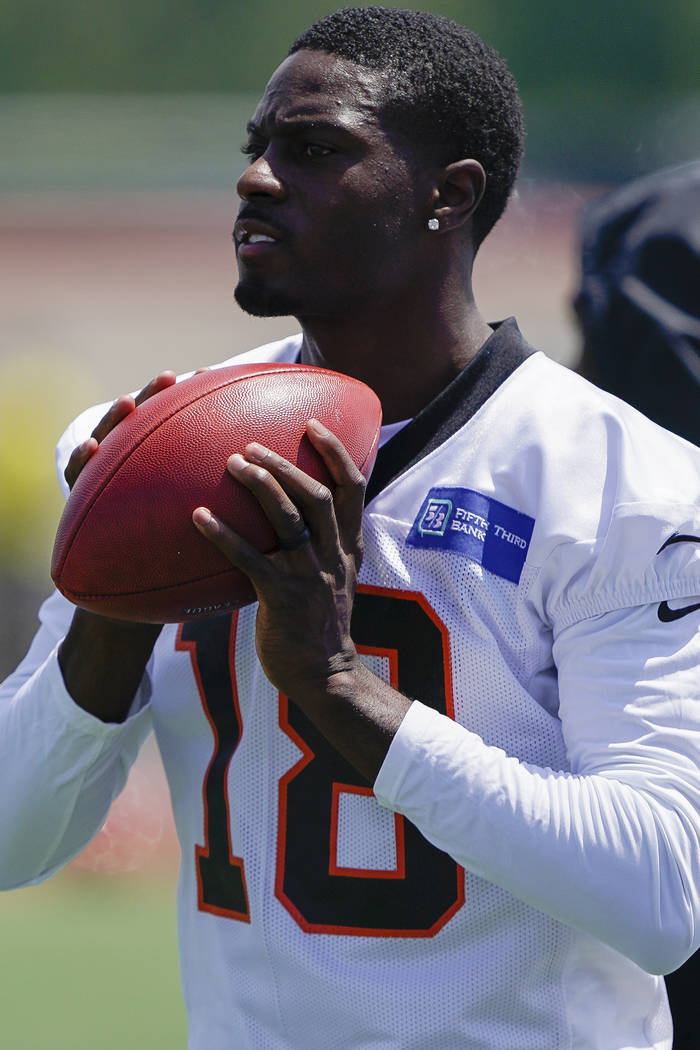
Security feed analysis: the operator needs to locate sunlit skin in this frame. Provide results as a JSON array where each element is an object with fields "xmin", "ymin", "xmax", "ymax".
[
  {"xmin": 233, "ymin": 57, "xmax": 426, "ymax": 319},
  {"xmin": 234, "ymin": 49, "xmax": 491, "ymax": 424},
  {"xmin": 58, "ymin": 48, "xmax": 494, "ymax": 782}
]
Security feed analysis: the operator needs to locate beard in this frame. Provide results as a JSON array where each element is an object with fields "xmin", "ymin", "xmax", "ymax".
[{"xmin": 234, "ymin": 274, "xmax": 301, "ymax": 318}]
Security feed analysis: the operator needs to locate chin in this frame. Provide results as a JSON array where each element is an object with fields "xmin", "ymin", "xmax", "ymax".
[{"xmin": 234, "ymin": 279, "xmax": 300, "ymax": 319}]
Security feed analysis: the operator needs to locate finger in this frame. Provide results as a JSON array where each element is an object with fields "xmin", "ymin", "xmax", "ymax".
[
  {"xmin": 226, "ymin": 453, "xmax": 317, "ymax": 553},
  {"xmin": 67, "ymin": 373, "xmax": 177, "ymax": 491},
  {"xmin": 66, "ymin": 373, "xmax": 177, "ymax": 492},
  {"xmin": 305, "ymin": 420, "xmax": 367, "ymax": 550},
  {"xmin": 305, "ymin": 419, "xmax": 367, "ymax": 488},
  {"xmin": 89, "ymin": 394, "xmax": 137, "ymax": 445},
  {"xmin": 192, "ymin": 506, "xmax": 273, "ymax": 586},
  {"xmin": 133, "ymin": 370, "xmax": 177, "ymax": 407},
  {"xmin": 236, "ymin": 443, "xmax": 341, "ymax": 554},
  {"xmin": 64, "ymin": 437, "xmax": 99, "ymax": 490},
  {"xmin": 92, "ymin": 371, "xmax": 176, "ymax": 443},
  {"xmin": 64, "ymin": 394, "xmax": 136, "ymax": 489}
]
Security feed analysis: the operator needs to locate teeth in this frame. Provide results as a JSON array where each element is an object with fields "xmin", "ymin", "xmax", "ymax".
[{"xmin": 248, "ymin": 234, "xmax": 275, "ymax": 244}]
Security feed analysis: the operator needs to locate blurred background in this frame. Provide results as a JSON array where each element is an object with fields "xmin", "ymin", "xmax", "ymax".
[{"xmin": 0, "ymin": 1, "xmax": 698, "ymax": 1046}]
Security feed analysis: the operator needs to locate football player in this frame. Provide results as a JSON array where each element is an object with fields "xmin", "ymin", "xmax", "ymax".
[{"xmin": 1, "ymin": 9, "xmax": 699, "ymax": 1049}]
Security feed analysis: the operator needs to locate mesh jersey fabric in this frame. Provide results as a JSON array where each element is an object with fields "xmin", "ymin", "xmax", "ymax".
[{"xmin": 1, "ymin": 320, "xmax": 699, "ymax": 1048}]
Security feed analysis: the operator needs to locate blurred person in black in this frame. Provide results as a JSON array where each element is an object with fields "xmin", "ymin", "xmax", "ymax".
[
  {"xmin": 574, "ymin": 160, "xmax": 700, "ymax": 1049},
  {"xmin": 575, "ymin": 161, "xmax": 700, "ymax": 446}
]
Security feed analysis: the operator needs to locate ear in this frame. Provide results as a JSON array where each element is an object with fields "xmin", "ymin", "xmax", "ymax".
[{"xmin": 430, "ymin": 159, "xmax": 486, "ymax": 233}]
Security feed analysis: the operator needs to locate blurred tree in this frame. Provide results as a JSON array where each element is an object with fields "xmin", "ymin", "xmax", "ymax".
[
  {"xmin": 0, "ymin": 0, "xmax": 697, "ymax": 96},
  {"xmin": 0, "ymin": 352, "xmax": 100, "ymax": 678},
  {"xmin": 1, "ymin": 0, "xmax": 697, "ymax": 180}
]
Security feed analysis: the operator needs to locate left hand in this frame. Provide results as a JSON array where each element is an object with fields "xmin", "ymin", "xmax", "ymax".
[{"xmin": 192, "ymin": 419, "xmax": 366, "ymax": 700}]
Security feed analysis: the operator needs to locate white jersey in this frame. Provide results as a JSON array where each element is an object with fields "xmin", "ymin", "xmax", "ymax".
[{"xmin": 1, "ymin": 319, "xmax": 699, "ymax": 1050}]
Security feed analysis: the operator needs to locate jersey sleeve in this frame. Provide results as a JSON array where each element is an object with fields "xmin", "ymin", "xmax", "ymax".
[
  {"xmin": 0, "ymin": 589, "xmax": 154, "ymax": 889},
  {"xmin": 374, "ymin": 594, "xmax": 700, "ymax": 975},
  {"xmin": 0, "ymin": 403, "xmax": 154, "ymax": 890}
]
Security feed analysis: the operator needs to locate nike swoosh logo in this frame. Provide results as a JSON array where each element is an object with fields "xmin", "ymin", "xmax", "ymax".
[
  {"xmin": 657, "ymin": 533, "xmax": 700, "ymax": 554},
  {"xmin": 655, "ymin": 534, "xmax": 700, "ymax": 622},
  {"xmin": 658, "ymin": 600, "xmax": 700, "ymax": 623}
]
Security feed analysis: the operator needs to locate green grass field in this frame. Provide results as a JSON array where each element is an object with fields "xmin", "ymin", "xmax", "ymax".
[{"xmin": 0, "ymin": 870, "xmax": 186, "ymax": 1049}]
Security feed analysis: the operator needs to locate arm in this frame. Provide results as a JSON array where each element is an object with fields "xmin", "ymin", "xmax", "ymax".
[
  {"xmin": 0, "ymin": 590, "xmax": 154, "ymax": 888},
  {"xmin": 194, "ymin": 423, "xmax": 700, "ymax": 973},
  {"xmin": 0, "ymin": 373, "xmax": 176, "ymax": 888},
  {"xmin": 58, "ymin": 610, "xmax": 162, "ymax": 724},
  {"xmin": 374, "ymin": 601, "xmax": 700, "ymax": 974}
]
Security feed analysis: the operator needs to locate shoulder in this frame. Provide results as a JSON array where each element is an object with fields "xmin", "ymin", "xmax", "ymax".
[
  {"xmin": 506, "ymin": 352, "xmax": 697, "ymax": 458},
  {"xmin": 503, "ymin": 355, "xmax": 700, "ymax": 626},
  {"xmin": 464, "ymin": 351, "xmax": 699, "ymax": 530},
  {"xmin": 495, "ymin": 352, "xmax": 699, "ymax": 508}
]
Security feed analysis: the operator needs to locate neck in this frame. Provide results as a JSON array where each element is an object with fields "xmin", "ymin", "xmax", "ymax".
[{"xmin": 298, "ymin": 291, "xmax": 492, "ymax": 425}]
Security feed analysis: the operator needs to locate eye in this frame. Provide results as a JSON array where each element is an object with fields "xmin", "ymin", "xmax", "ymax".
[{"xmin": 300, "ymin": 142, "xmax": 334, "ymax": 159}]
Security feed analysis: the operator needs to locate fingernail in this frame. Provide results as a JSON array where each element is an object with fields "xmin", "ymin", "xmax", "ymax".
[
  {"xmin": 245, "ymin": 442, "xmax": 268, "ymax": 461},
  {"xmin": 193, "ymin": 507, "xmax": 213, "ymax": 528},
  {"xmin": 227, "ymin": 453, "xmax": 247, "ymax": 472}
]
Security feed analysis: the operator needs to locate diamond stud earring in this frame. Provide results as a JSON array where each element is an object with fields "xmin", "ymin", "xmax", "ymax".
[{"xmin": 427, "ymin": 218, "xmax": 440, "ymax": 231}]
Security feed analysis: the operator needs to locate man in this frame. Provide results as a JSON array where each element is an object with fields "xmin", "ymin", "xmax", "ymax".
[
  {"xmin": 573, "ymin": 161, "xmax": 700, "ymax": 1048},
  {"xmin": 1, "ymin": 9, "xmax": 699, "ymax": 1049}
]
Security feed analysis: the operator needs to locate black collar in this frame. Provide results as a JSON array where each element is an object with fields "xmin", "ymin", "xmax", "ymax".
[{"xmin": 365, "ymin": 318, "xmax": 535, "ymax": 504}]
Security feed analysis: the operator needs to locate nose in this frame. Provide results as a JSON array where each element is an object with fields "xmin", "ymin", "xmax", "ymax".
[{"xmin": 237, "ymin": 155, "xmax": 286, "ymax": 202}]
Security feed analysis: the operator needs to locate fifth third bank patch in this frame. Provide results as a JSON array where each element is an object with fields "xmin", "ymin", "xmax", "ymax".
[{"xmin": 406, "ymin": 487, "xmax": 535, "ymax": 584}]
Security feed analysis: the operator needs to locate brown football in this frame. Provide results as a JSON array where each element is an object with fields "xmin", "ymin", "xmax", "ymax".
[{"xmin": 51, "ymin": 362, "xmax": 382, "ymax": 622}]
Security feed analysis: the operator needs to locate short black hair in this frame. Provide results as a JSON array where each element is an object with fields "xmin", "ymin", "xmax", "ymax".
[{"xmin": 289, "ymin": 6, "xmax": 524, "ymax": 246}]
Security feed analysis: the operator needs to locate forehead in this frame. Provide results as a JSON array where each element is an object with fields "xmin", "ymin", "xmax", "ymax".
[{"xmin": 251, "ymin": 49, "xmax": 388, "ymax": 133}]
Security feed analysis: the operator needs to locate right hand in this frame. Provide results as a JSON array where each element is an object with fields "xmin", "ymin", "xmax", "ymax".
[
  {"xmin": 58, "ymin": 371, "xmax": 179, "ymax": 719},
  {"xmin": 64, "ymin": 371, "xmax": 177, "ymax": 490}
]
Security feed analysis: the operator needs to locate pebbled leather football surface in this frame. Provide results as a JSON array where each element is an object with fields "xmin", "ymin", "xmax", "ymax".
[{"xmin": 51, "ymin": 363, "xmax": 382, "ymax": 622}]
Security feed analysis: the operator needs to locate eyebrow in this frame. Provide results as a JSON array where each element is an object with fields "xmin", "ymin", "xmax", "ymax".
[{"xmin": 245, "ymin": 118, "xmax": 358, "ymax": 139}]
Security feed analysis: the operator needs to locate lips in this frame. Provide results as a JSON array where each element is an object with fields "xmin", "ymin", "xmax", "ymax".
[{"xmin": 234, "ymin": 217, "xmax": 285, "ymax": 256}]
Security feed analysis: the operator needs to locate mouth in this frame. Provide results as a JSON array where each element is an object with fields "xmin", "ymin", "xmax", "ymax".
[
  {"xmin": 233, "ymin": 217, "xmax": 285, "ymax": 259},
  {"xmin": 244, "ymin": 233, "xmax": 276, "ymax": 245}
]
